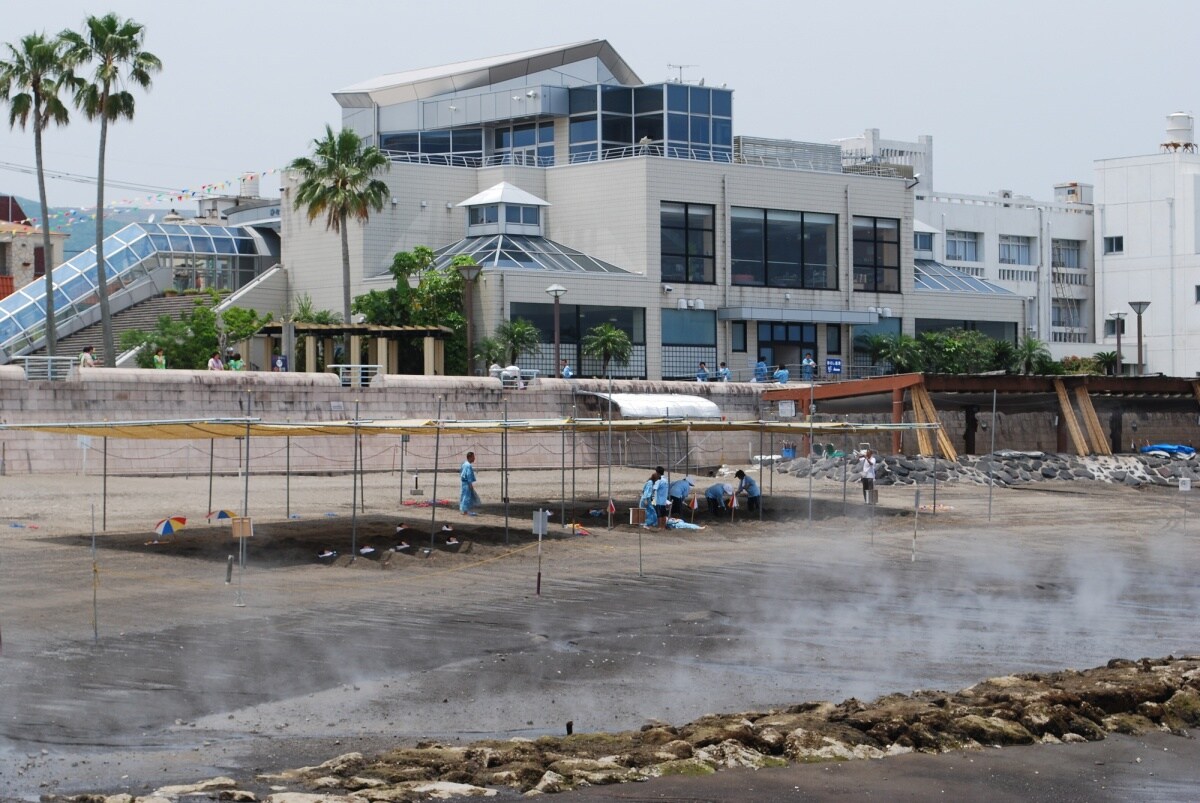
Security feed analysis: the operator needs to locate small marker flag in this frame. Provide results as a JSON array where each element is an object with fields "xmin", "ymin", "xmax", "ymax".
[
  {"xmin": 690, "ymin": 494, "xmax": 699, "ymax": 510},
  {"xmin": 607, "ymin": 498, "xmax": 617, "ymax": 515}
]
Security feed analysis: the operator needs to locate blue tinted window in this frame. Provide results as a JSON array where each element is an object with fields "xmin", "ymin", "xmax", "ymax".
[
  {"xmin": 106, "ymin": 247, "xmax": 135, "ymax": 273},
  {"xmin": 601, "ymin": 86, "xmax": 631, "ymax": 114},
  {"xmin": 0, "ymin": 317, "xmax": 21, "ymax": 344},
  {"xmin": 213, "ymin": 236, "xmax": 237, "ymax": 255},
  {"xmin": 668, "ymin": 113, "xmax": 688, "ymax": 141},
  {"xmin": 236, "ymin": 237, "xmax": 257, "ymax": 255},
  {"xmin": 506, "ymin": 205, "xmax": 521, "ymax": 224},
  {"xmin": 129, "ymin": 236, "xmax": 154, "ymax": 260},
  {"xmin": 495, "ymin": 128, "xmax": 511, "ymax": 149},
  {"xmin": 189, "ymin": 233, "xmax": 214, "ymax": 253},
  {"xmin": 690, "ymin": 116, "xmax": 710, "ymax": 144},
  {"xmin": 158, "ymin": 224, "xmax": 185, "ymax": 235},
  {"xmin": 635, "ymin": 86, "xmax": 664, "ymax": 114},
  {"xmin": 60, "ymin": 273, "xmax": 93, "ymax": 302},
  {"xmin": 667, "ymin": 83, "xmax": 688, "ymax": 112},
  {"xmin": 421, "ymin": 130, "xmax": 450, "ymax": 153},
  {"xmin": 712, "ymin": 117, "xmax": 732, "ymax": 147},
  {"xmin": 570, "ymin": 116, "xmax": 597, "ymax": 142},
  {"xmin": 634, "ymin": 116, "xmax": 663, "ymax": 142},
  {"xmin": 381, "ymin": 131, "xmax": 419, "ymax": 152},
  {"xmin": 522, "ymin": 206, "xmax": 539, "ymax": 225},
  {"xmin": 569, "ymin": 87, "xmax": 597, "ymax": 113},
  {"xmin": 537, "ymin": 144, "xmax": 554, "ymax": 165},
  {"xmin": 150, "ymin": 234, "xmax": 170, "ymax": 251},
  {"xmin": 602, "ymin": 116, "xmax": 632, "ymax": 143},
  {"xmin": 538, "ymin": 122, "xmax": 554, "ymax": 143},
  {"xmin": 513, "ymin": 124, "xmax": 536, "ymax": 148},
  {"xmin": 689, "ymin": 87, "xmax": 710, "ymax": 114},
  {"xmin": 711, "ymin": 89, "xmax": 732, "ymax": 117},
  {"xmin": 569, "ymin": 144, "xmax": 597, "ymax": 162},
  {"xmin": 453, "ymin": 128, "xmax": 482, "ymax": 151},
  {"xmin": 168, "ymin": 235, "xmax": 190, "ymax": 251}
]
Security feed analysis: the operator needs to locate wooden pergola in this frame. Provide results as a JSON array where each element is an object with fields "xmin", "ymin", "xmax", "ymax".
[{"xmin": 256, "ymin": 323, "xmax": 453, "ymax": 378}]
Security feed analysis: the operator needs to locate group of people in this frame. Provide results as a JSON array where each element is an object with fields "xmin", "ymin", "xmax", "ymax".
[
  {"xmin": 208, "ymin": 347, "xmax": 246, "ymax": 371},
  {"xmin": 694, "ymin": 361, "xmax": 732, "ymax": 382},
  {"xmin": 748, "ymin": 353, "xmax": 816, "ymax": 384},
  {"xmin": 79, "ymin": 345, "xmax": 168, "ymax": 369}
]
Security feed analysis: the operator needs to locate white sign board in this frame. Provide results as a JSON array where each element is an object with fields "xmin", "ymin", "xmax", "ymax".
[
  {"xmin": 778, "ymin": 400, "xmax": 796, "ymax": 418},
  {"xmin": 1180, "ymin": 478, "xmax": 1192, "ymax": 492}
]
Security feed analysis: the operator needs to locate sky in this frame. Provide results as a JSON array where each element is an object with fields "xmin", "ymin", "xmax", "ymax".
[{"xmin": 1, "ymin": 0, "xmax": 1198, "ymax": 212}]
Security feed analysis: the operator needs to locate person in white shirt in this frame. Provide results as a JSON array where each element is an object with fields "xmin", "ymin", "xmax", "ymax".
[
  {"xmin": 858, "ymin": 448, "xmax": 877, "ymax": 502},
  {"xmin": 207, "ymin": 351, "xmax": 224, "ymax": 371}
]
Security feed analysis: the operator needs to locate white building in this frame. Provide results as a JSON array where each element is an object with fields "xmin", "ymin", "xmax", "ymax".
[
  {"xmin": 1093, "ymin": 113, "xmax": 1200, "ymax": 377},
  {"xmin": 836, "ymin": 130, "xmax": 1095, "ymax": 355},
  {"xmin": 281, "ymin": 41, "xmax": 1026, "ymax": 380}
]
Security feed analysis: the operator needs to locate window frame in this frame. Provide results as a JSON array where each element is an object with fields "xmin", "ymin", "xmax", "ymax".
[
  {"xmin": 660, "ymin": 201, "xmax": 715, "ymax": 285},
  {"xmin": 852, "ymin": 216, "xmax": 901, "ymax": 294},
  {"xmin": 1103, "ymin": 236, "xmax": 1124, "ymax": 255},
  {"xmin": 998, "ymin": 234, "xmax": 1033, "ymax": 266},
  {"xmin": 730, "ymin": 206, "xmax": 838, "ymax": 290},
  {"xmin": 945, "ymin": 230, "xmax": 980, "ymax": 262}
]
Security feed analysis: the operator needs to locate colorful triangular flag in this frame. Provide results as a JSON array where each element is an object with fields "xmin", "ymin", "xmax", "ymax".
[
  {"xmin": 607, "ymin": 498, "xmax": 616, "ymax": 515},
  {"xmin": 689, "ymin": 494, "xmax": 699, "ymax": 510}
]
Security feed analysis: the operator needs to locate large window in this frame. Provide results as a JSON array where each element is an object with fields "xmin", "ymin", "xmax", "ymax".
[
  {"xmin": 1052, "ymin": 239, "xmax": 1082, "ymax": 269},
  {"xmin": 731, "ymin": 207, "xmax": 837, "ymax": 289},
  {"xmin": 852, "ymin": 216, "xmax": 900, "ymax": 293},
  {"xmin": 660, "ymin": 202, "xmax": 715, "ymax": 284},
  {"xmin": 662, "ymin": 309, "xmax": 717, "ymax": 379},
  {"xmin": 914, "ymin": 231, "xmax": 934, "ymax": 252},
  {"xmin": 510, "ymin": 302, "xmax": 646, "ymax": 378},
  {"xmin": 999, "ymin": 235, "xmax": 1033, "ymax": 266},
  {"xmin": 945, "ymin": 230, "xmax": 980, "ymax": 262}
]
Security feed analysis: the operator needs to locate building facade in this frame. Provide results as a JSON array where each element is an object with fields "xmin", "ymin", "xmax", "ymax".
[{"xmin": 281, "ymin": 41, "xmax": 1026, "ymax": 380}]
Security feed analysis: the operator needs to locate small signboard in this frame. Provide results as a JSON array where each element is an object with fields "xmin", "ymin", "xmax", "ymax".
[
  {"xmin": 231, "ymin": 517, "xmax": 254, "ymax": 539},
  {"xmin": 778, "ymin": 400, "xmax": 796, "ymax": 418},
  {"xmin": 1180, "ymin": 477, "xmax": 1192, "ymax": 492},
  {"xmin": 826, "ymin": 358, "xmax": 843, "ymax": 375}
]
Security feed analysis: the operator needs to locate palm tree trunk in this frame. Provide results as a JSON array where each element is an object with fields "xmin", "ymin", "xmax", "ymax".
[
  {"xmin": 34, "ymin": 98, "xmax": 55, "ymax": 358},
  {"xmin": 339, "ymin": 210, "xmax": 352, "ymax": 359},
  {"xmin": 95, "ymin": 103, "xmax": 114, "ymax": 366}
]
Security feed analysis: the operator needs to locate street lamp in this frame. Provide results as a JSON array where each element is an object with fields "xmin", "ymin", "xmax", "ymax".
[
  {"xmin": 1129, "ymin": 301, "xmax": 1150, "ymax": 376},
  {"xmin": 545, "ymin": 283, "xmax": 567, "ymax": 373},
  {"xmin": 457, "ymin": 262, "xmax": 481, "ymax": 375},
  {"xmin": 1109, "ymin": 310, "xmax": 1127, "ymax": 377}
]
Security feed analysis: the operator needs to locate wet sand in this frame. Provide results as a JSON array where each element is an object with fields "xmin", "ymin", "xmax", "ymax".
[{"xmin": 0, "ymin": 467, "xmax": 1197, "ymax": 800}]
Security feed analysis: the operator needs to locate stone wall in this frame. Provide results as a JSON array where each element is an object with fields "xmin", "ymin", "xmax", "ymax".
[{"xmin": 0, "ymin": 370, "xmax": 767, "ymax": 476}]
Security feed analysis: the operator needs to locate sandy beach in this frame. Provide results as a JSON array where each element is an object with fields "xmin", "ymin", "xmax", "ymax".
[{"xmin": 1, "ymin": 464, "xmax": 1198, "ymax": 800}]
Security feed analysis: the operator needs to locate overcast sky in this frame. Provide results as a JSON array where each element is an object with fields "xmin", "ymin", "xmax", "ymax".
[{"xmin": 1, "ymin": 0, "xmax": 1197, "ymax": 212}]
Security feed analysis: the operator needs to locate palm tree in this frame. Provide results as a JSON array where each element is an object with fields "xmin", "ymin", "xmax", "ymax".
[
  {"xmin": 1014, "ymin": 335, "xmax": 1051, "ymax": 375},
  {"xmin": 61, "ymin": 13, "xmax": 161, "ymax": 365},
  {"xmin": 582, "ymin": 322, "xmax": 632, "ymax": 377},
  {"xmin": 0, "ymin": 32, "xmax": 72, "ymax": 357},
  {"xmin": 289, "ymin": 125, "xmax": 390, "ymax": 354},
  {"xmin": 1093, "ymin": 350, "xmax": 1120, "ymax": 376},
  {"xmin": 494, "ymin": 318, "xmax": 541, "ymax": 366}
]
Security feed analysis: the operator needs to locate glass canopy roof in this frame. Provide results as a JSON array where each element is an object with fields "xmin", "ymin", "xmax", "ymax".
[
  {"xmin": 914, "ymin": 259, "xmax": 1014, "ymax": 295},
  {"xmin": 0, "ymin": 222, "xmax": 260, "ymax": 357},
  {"xmin": 432, "ymin": 234, "xmax": 630, "ymax": 273}
]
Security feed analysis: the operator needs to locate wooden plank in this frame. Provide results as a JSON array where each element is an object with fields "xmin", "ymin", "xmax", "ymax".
[
  {"xmin": 1074, "ymin": 386, "xmax": 1112, "ymax": 456},
  {"xmin": 911, "ymin": 384, "xmax": 958, "ymax": 461},
  {"xmin": 1053, "ymin": 379, "xmax": 1089, "ymax": 456},
  {"xmin": 907, "ymin": 389, "xmax": 934, "ymax": 456}
]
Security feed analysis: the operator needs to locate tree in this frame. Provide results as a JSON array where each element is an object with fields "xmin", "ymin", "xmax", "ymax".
[
  {"xmin": 582, "ymin": 322, "xmax": 632, "ymax": 377},
  {"xmin": 289, "ymin": 125, "xmax": 389, "ymax": 354},
  {"xmin": 1093, "ymin": 351, "xmax": 1120, "ymax": 376},
  {"xmin": 1013, "ymin": 335, "xmax": 1051, "ymax": 375},
  {"xmin": 121, "ymin": 302, "xmax": 271, "ymax": 369},
  {"xmin": 877, "ymin": 333, "xmax": 923, "ymax": 373},
  {"xmin": 494, "ymin": 318, "xmax": 541, "ymax": 366},
  {"xmin": 473, "ymin": 336, "xmax": 505, "ymax": 368},
  {"xmin": 291, "ymin": 292, "xmax": 342, "ymax": 324},
  {"xmin": 61, "ymin": 13, "xmax": 160, "ymax": 366},
  {"xmin": 0, "ymin": 32, "xmax": 72, "ymax": 357}
]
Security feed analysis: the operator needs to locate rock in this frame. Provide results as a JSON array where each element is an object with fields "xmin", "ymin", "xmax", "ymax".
[
  {"xmin": 266, "ymin": 795, "xmax": 357, "ymax": 803},
  {"xmin": 651, "ymin": 758, "xmax": 716, "ymax": 777},
  {"xmin": 103, "ymin": 796, "xmax": 134, "ymax": 803},
  {"xmin": 154, "ymin": 777, "xmax": 237, "ymax": 797},
  {"xmin": 953, "ymin": 714, "xmax": 1035, "ymax": 745},
  {"xmin": 693, "ymin": 739, "xmax": 782, "ymax": 769},
  {"xmin": 530, "ymin": 770, "xmax": 567, "ymax": 794},
  {"xmin": 1163, "ymin": 688, "xmax": 1200, "ymax": 728},
  {"xmin": 657, "ymin": 739, "xmax": 694, "ymax": 759},
  {"xmin": 411, "ymin": 781, "xmax": 496, "ymax": 798},
  {"xmin": 1041, "ymin": 467, "xmax": 1058, "ymax": 478}
]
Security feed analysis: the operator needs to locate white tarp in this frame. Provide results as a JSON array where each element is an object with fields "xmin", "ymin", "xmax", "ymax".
[{"xmin": 590, "ymin": 393, "xmax": 721, "ymax": 420}]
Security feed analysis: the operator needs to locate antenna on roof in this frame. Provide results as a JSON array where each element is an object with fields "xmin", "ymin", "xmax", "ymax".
[{"xmin": 667, "ymin": 63, "xmax": 696, "ymax": 83}]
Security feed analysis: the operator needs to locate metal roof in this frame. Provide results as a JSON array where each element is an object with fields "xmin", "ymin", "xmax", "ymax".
[
  {"xmin": 456, "ymin": 182, "xmax": 550, "ymax": 208},
  {"xmin": 432, "ymin": 234, "xmax": 631, "ymax": 274},
  {"xmin": 914, "ymin": 259, "xmax": 1014, "ymax": 295}
]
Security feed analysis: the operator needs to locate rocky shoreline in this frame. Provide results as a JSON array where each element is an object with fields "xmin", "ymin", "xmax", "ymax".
[
  {"xmin": 52, "ymin": 656, "xmax": 1200, "ymax": 802},
  {"xmin": 778, "ymin": 450, "xmax": 1200, "ymax": 489}
]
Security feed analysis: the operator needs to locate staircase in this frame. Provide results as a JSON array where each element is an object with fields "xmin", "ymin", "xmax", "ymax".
[{"xmin": 39, "ymin": 295, "xmax": 210, "ymax": 364}]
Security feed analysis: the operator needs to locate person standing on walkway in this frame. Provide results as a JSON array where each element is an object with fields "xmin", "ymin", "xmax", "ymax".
[
  {"xmin": 640, "ymin": 470, "xmax": 660, "ymax": 528},
  {"xmin": 801, "ymin": 352, "xmax": 816, "ymax": 382},
  {"xmin": 754, "ymin": 356, "xmax": 768, "ymax": 382},
  {"xmin": 717, "ymin": 361, "xmax": 731, "ymax": 382},
  {"xmin": 152, "ymin": 348, "xmax": 167, "ymax": 369},
  {"xmin": 696, "ymin": 361, "xmax": 708, "ymax": 382},
  {"xmin": 79, "ymin": 346, "xmax": 97, "ymax": 368},
  {"xmin": 560, "ymin": 359, "xmax": 574, "ymax": 379},
  {"xmin": 858, "ymin": 448, "xmax": 877, "ymax": 503},
  {"xmin": 459, "ymin": 451, "xmax": 481, "ymax": 515},
  {"xmin": 207, "ymin": 351, "xmax": 224, "ymax": 371}
]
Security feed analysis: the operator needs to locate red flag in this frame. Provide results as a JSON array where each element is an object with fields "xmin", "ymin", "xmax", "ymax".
[
  {"xmin": 607, "ymin": 498, "xmax": 616, "ymax": 515},
  {"xmin": 730, "ymin": 493, "xmax": 738, "ymax": 509},
  {"xmin": 689, "ymin": 494, "xmax": 699, "ymax": 510}
]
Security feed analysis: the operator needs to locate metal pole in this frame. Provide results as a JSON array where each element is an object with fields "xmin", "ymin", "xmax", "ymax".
[
  {"xmin": 399, "ymin": 436, "xmax": 405, "ymax": 507},
  {"xmin": 429, "ymin": 398, "xmax": 443, "ymax": 549},
  {"xmin": 571, "ymin": 394, "xmax": 577, "ymax": 523},
  {"xmin": 207, "ymin": 438, "xmax": 214, "ymax": 520},
  {"xmin": 1136, "ymin": 311, "xmax": 1145, "ymax": 376},
  {"xmin": 285, "ymin": 436, "xmax": 291, "ymax": 519},
  {"xmin": 242, "ymin": 393, "xmax": 251, "ymax": 519},
  {"xmin": 932, "ymin": 425, "xmax": 939, "ymax": 517},
  {"xmin": 91, "ymin": 506, "xmax": 98, "ymax": 643},
  {"xmin": 560, "ymin": 423, "xmax": 566, "ymax": 526},
  {"xmin": 758, "ymin": 422, "xmax": 764, "ymax": 522},
  {"xmin": 504, "ymin": 398, "xmax": 510, "ymax": 545},
  {"xmin": 807, "ymin": 407, "xmax": 814, "ymax": 525},
  {"xmin": 987, "ymin": 389, "xmax": 997, "ymax": 521},
  {"xmin": 607, "ymin": 368, "xmax": 613, "ymax": 530},
  {"xmin": 841, "ymin": 430, "xmax": 849, "ymax": 517},
  {"xmin": 912, "ymin": 490, "xmax": 919, "ymax": 562},
  {"xmin": 102, "ymin": 437, "xmax": 108, "ymax": 531},
  {"xmin": 553, "ymin": 295, "xmax": 561, "ymax": 369},
  {"xmin": 352, "ymin": 399, "xmax": 360, "ymax": 559}
]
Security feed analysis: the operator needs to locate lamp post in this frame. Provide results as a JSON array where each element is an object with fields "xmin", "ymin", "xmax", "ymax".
[
  {"xmin": 545, "ymin": 283, "xmax": 567, "ymax": 373},
  {"xmin": 458, "ymin": 262, "xmax": 481, "ymax": 376},
  {"xmin": 1129, "ymin": 301, "xmax": 1150, "ymax": 376},
  {"xmin": 1109, "ymin": 310, "xmax": 1127, "ymax": 377}
]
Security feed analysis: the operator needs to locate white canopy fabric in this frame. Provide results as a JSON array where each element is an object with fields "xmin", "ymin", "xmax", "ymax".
[{"xmin": 588, "ymin": 393, "xmax": 721, "ymax": 420}]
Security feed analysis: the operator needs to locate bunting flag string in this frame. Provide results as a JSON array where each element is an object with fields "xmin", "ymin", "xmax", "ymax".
[{"xmin": 11, "ymin": 167, "xmax": 285, "ymax": 232}]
